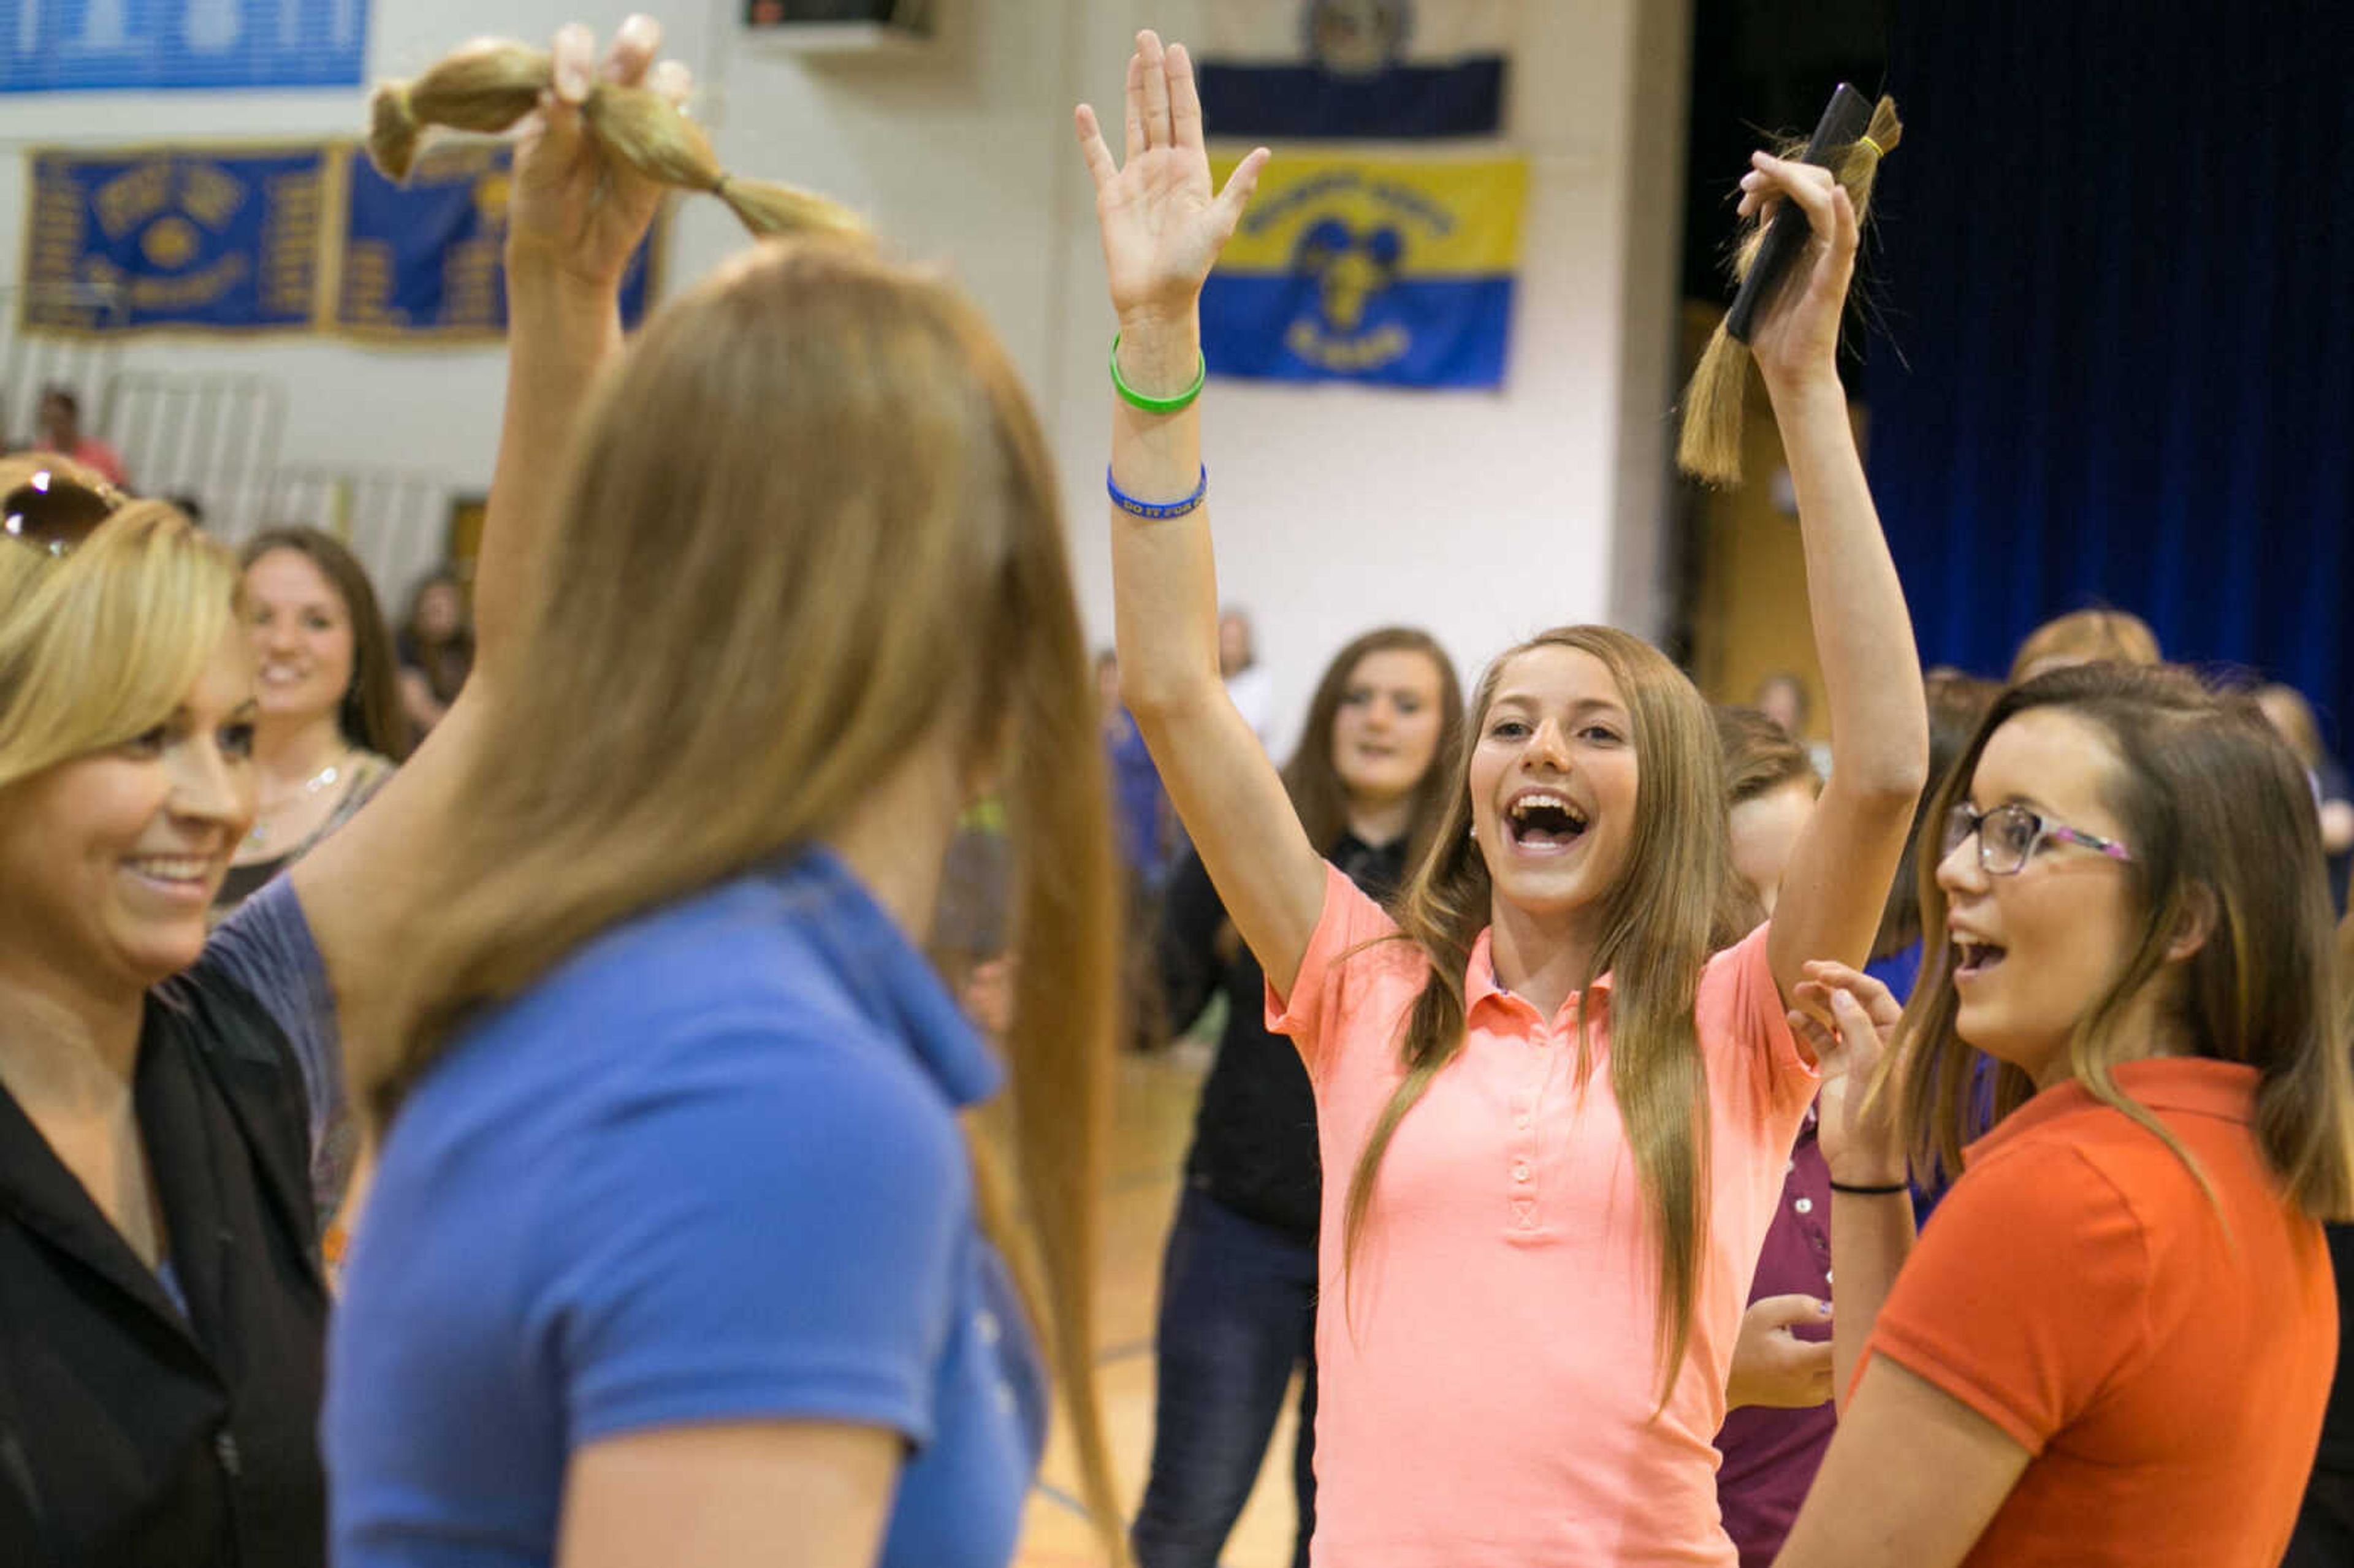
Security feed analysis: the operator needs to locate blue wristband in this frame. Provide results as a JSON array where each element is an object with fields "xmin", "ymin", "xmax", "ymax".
[{"xmin": 1107, "ymin": 464, "xmax": 1208, "ymax": 520}]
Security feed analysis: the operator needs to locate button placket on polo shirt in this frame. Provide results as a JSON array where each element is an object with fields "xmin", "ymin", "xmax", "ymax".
[{"xmin": 1506, "ymin": 995, "xmax": 1556, "ymax": 1236}]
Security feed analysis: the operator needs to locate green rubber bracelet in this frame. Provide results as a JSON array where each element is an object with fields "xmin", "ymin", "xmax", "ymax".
[{"xmin": 1110, "ymin": 330, "xmax": 1207, "ymax": 415}]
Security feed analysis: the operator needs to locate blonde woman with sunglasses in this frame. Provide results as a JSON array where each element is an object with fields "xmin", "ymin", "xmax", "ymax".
[{"xmin": 0, "ymin": 25, "xmax": 690, "ymax": 1566}]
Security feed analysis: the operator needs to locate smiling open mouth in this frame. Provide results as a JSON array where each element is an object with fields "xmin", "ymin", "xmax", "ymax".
[
  {"xmin": 1507, "ymin": 792, "xmax": 1589, "ymax": 850},
  {"xmin": 1954, "ymin": 940, "xmax": 2008, "ymax": 975}
]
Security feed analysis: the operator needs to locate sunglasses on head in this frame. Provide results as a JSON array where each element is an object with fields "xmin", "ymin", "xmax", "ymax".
[{"xmin": 1, "ymin": 463, "xmax": 122, "ymax": 557}]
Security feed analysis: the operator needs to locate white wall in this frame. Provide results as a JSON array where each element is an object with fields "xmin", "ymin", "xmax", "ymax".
[{"xmin": 0, "ymin": 0, "xmax": 1694, "ymax": 756}]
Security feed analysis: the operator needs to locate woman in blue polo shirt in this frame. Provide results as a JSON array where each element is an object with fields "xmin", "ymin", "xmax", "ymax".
[{"xmin": 323, "ymin": 18, "xmax": 1124, "ymax": 1568}]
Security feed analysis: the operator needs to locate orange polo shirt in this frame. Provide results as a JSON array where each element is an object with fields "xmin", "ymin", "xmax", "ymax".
[
  {"xmin": 1866, "ymin": 1057, "xmax": 2337, "ymax": 1566},
  {"xmin": 1268, "ymin": 864, "xmax": 1817, "ymax": 1566}
]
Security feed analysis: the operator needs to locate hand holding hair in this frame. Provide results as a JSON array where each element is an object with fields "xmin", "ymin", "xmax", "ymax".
[
  {"xmin": 368, "ymin": 20, "xmax": 864, "ymax": 248},
  {"xmin": 1677, "ymin": 88, "xmax": 1901, "ymax": 485}
]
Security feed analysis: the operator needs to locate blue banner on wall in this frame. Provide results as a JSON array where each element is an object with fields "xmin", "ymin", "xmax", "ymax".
[
  {"xmin": 0, "ymin": 0, "xmax": 368, "ymax": 93},
  {"xmin": 336, "ymin": 143, "xmax": 658, "ymax": 340},
  {"xmin": 22, "ymin": 145, "xmax": 328, "ymax": 332},
  {"xmin": 1195, "ymin": 0, "xmax": 1514, "ymax": 139}
]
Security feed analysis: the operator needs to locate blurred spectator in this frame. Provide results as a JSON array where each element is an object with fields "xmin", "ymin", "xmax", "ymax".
[
  {"xmin": 396, "ymin": 565, "xmax": 476, "ymax": 736},
  {"xmin": 216, "ymin": 527, "xmax": 408, "ymax": 921},
  {"xmin": 31, "ymin": 385, "xmax": 129, "ymax": 489},
  {"xmin": 2258, "ymin": 682, "xmax": 2354, "ymax": 909},
  {"xmin": 933, "ymin": 796, "xmax": 1016, "ymax": 1041},
  {"xmin": 1716, "ymin": 706, "xmax": 1819, "ymax": 921},
  {"xmin": 2008, "ymin": 607, "xmax": 2160, "ymax": 683},
  {"xmin": 1221, "ymin": 604, "xmax": 1275, "ymax": 749},
  {"xmin": 1101, "ymin": 649, "xmax": 1176, "ymax": 1048},
  {"xmin": 1751, "ymin": 671, "xmax": 1810, "ymax": 740},
  {"xmin": 1751, "ymin": 671, "xmax": 1830, "ymax": 779}
]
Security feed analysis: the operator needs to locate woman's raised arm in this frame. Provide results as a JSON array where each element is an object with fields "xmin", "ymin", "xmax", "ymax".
[
  {"xmin": 291, "ymin": 17, "xmax": 686, "ymax": 1057},
  {"xmin": 1076, "ymin": 31, "xmax": 1327, "ymax": 997},
  {"xmin": 1740, "ymin": 154, "xmax": 1929, "ymax": 1004}
]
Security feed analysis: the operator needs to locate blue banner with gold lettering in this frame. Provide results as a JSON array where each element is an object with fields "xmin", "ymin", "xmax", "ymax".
[
  {"xmin": 22, "ymin": 146, "xmax": 327, "ymax": 333},
  {"xmin": 1202, "ymin": 148, "xmax": 1523, "ymax": 387},
  {"xmin": 335, "ymin": 143, "xmax": 658, "ymax": 340}
]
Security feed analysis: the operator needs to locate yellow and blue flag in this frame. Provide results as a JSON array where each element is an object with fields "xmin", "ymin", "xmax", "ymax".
[
  {"xmin": 1203, "ymin": 148, "xmax": 1524, "ymax": 389},
  {"xmin": 1196, "ymin": 0, "xmax": 1515, "ymax": 140},
  {"xmin": 23, "ymin": 146, "xmax": 329, "ymax": 333}
]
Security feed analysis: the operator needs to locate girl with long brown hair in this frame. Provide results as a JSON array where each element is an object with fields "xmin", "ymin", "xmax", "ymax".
[
  {"xmin": 324, "ymin": 18, "xmax": 1124, "ymax": 1568},
  {"xmin": 1777, "ymin": 664, "xmax": 2354, "ymax": 1567},
  {"xmin": 1136, "ymin": 626, "xmax": 1461, "ymax": 1568},
  {"xmin": 1076, "ymin": 31, "xmax": 1927, "ymax": 1564},
  {"xmin": 215, "ymin": 526, "xmax": 408, "ymax": 922}
]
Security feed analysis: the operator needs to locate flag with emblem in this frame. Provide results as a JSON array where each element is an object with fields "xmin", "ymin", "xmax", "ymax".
[
  {"xmin": 1201, "ymin": 148, "xmax": 1524, "ymax": 388},
  {"xmin": 21, "ymin": 145, "xmax": 331, "ymax": 333},
  {"xmin": 1195, "ymin": 0, "xmax": 1517, "ymax": 139}
]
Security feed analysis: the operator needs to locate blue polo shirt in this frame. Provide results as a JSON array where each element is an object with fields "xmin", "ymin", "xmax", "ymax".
[{"xmin": 326, "ymin": 850, "xmax": 1046, "ymax": 1567}]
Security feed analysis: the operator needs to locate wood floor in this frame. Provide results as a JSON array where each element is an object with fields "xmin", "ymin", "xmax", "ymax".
[{"xmin": 1014, "ymin": 1045, "xmax": 1305, "ymax": 1568}]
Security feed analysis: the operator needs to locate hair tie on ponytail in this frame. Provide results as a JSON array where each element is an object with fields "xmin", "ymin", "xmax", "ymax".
[
  {"xmin": 365, "ymin": 37, "xmax": 868, "ymax": 243},
  {"xmin": 1855, "ymin": 133, "xmax": 1885, "ymax": 161}
]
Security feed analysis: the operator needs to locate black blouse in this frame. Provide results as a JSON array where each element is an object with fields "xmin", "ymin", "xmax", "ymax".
[
  {"xmin": 1158, "ymin": 833, "xmax": 1409, "ymax": 1241},
  {"xmin": 0, "ymin": 962, "xmax": 329, "ymax": 1567}
]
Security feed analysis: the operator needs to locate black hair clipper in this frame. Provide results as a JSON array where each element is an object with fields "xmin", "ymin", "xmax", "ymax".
[{"xmin": 1724, "ymin": 82, "xmax": 1875, "ymax": 343}]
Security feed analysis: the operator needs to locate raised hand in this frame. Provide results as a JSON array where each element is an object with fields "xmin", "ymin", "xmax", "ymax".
[
  {"xmin": 508, "ymin": 15, "xmax": 693, "ymax": 294},
  {"xmin": 1788, "ymin": 959, "xmax": 1906, "ymax": 1184},
  {"xmin": 1074, "ymin": 31, "xmax": 1270, "ymax": 333},
  {"xmin": 1735, "ymin": 152, "xmax": 1860, "ymax": 392}
]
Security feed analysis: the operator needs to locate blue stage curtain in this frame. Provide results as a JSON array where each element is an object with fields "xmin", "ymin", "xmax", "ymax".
[{"xmin": 1865, "ymin": 1, "xmax": 2354, "ymax": 729}]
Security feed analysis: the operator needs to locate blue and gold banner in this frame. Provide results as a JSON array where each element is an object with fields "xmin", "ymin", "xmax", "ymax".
[
  {"xmin": 336, "ymin": 143, "xmax": 658, "ymax": 340},
  {"xmin": 1203, "ymin": 148, "xmax": 1523, "ymax": 387},
  {"xmin": 22, "ymin": 146, "xmax": 329, "ymax": 333}
]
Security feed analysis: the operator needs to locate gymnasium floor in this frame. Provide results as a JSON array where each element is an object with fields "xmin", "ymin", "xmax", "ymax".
[{"xmin": 1014, "ymin": 1042, "xmax": 1305, "ymax": 1568}]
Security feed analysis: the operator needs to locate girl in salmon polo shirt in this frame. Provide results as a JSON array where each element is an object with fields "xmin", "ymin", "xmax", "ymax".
[
  {"xmin": 1073, "ymin": 32, "xmax": 1927, "ymax": 1566},
  {"xmin": 1776, "ymin": 663, "xmax": 2354, "ymax": 1568}
]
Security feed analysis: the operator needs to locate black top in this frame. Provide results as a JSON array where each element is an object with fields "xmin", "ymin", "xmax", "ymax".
[
  {"xmin": 2314, "ymin": 1223, "xmax": 2354, "ymax": 1473},
  {"xmin": 1159, "ymin": 833, "xmax": 1409, "ymax": 1242},
  {"xmin": 0, "ymin": 959, "xmax": 329, "ymax": 1567}
]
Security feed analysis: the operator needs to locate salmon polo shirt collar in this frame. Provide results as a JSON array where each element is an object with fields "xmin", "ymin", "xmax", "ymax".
[
  {"xmin": 1963, "ymin": 1056, "xmax": 2260, "ymax": 1170},
  {"xmin": 1464, "ymin": 926, "xmax": 1614, "ymax": 1033}
]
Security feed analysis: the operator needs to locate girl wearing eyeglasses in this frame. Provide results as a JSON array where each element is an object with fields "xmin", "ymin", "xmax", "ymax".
[{"xmin": 1773, "ymin": 662, "xmax": 2354, "ymax": 1567}]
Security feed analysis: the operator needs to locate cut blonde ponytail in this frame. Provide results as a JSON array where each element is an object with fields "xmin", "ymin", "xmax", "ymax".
[
  {"xmin": 367, "ymin": 39, "xmax": 866, "ymax": 241},
  {"xmin": 1677, "ymin": 93, "xmax": 1902, "ymax": 487}
]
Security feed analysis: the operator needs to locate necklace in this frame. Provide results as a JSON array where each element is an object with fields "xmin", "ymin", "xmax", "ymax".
[{"xmin": 246, "ymin": 752, "xmax": 351, "ymax": 848}]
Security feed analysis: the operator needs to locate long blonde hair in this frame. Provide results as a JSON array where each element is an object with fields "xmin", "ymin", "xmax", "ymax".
[
  {"xmin": 1889, "ymin": 663, "xmax": 2354, "ymax": 1221},
  {"xmin": 380, "ymin": 242, "xmax": 1126, "ymax": 1555},
  {"xmin": 367, "ymin": 38, "xmax": 863, "ymax": 242},
  {"xmin": 1347, "ymin": 626, "xmax": 1750, "ymax": 1402},
  {"xmin": 0, "ymin": 501, "xmax": 240, "ymax": 790}
]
